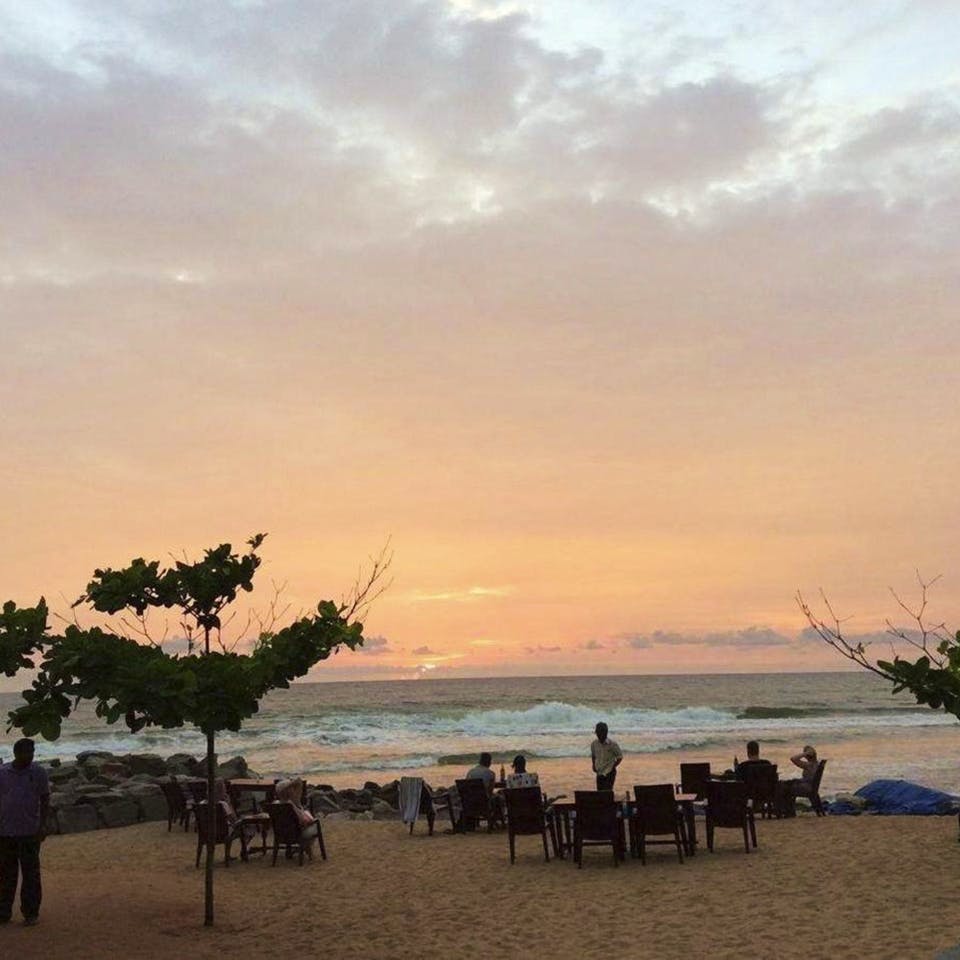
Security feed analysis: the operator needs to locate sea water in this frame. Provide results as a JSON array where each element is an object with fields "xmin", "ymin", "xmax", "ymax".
[{"xmin": 2, "ymin": 672, "xmax": 957, "ymax": 795}]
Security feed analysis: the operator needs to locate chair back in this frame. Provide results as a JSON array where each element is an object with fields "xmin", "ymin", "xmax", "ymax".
[
  {"xmin": 706, "ymin": 780, "xmax": 748, "ymax": 827},
  {"xmin": 160, "ymin": 779, "xmax": 185, "ymax": 815},
  {"xmin": 455, "ymin": 778, "xmax": 493, "ymax": 818},
  {"xmin": 574, "ymin": 790, "xmax": 617, "ymax": 841},
  {"xmin": 504, "ymin": 787, "xmax": 544, "ymax": 835},
  {"xmin": 679, "ymin": 762, "xmax": 711, "ymax": 800},
  {"xmin": 633, "ymin": 784, "xmax": 679, "ymax": 835},
  {"xmin": 741, "ymin": 763, "xmax": 778, "ymax": 806},
  {"xmin": 811, "ymin": 759, "xmax": 827, "ymax": 792},
  {"xmin": 265, "ymin": 802, "xmax": 303, "ymax": 845},
  {"xmin": 188, "ymin": 779, "xmax": 209, "ymax": 804},
  {"xmin": 196, "ymin": 801, "xmax": 232, "ymax": 844}
]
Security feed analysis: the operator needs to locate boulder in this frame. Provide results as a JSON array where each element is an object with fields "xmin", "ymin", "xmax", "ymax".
[
  {"xmin": 201, "ymin": 756, "xmax": 248, "ymax": 780},
  {"xmin": 121, "ymin": 754, "xmax": 168, "ymax": 777},
  {"xmin": 126, "ymin": 785, "xmax": 169, "ymax": 822},
  {"xmin": 323, "ymin": 811, "xmax": 350, "ymax": 822},
  {"xmin": 56, "ymin": 804, "xmax": 99, "ymax": 834},
  {"xmin": 97, "ymin": 798, "xmax": 141, "ymax": 829},
  {"xmin": 371, "ymin": 799, "xmax": 397, "ymax": 819},
  {"xmin": 308, "ymin": 792, "xmax": 342, "ymax": 815},
  {"xmin": 351, "ymin": 810, "xmax": 374, "ymax": 822},
  {"xmin": 166, "ymin": 753, "xmax": 201, "ymax": 777},
  {"xmin": 47, "ymin": 763, "xmax": 84, "ymax": 787},
  {"xmin": 378, "ymin": 780, "xmax": 400, "ymax": 809},
  {"xmin": 363, "ymin": 781, "xmax": 381, "ymax": 793},
  {"xmin": 77, "ymin": 751, "xmax": 116, "ymax": 764},
  {"xmin": 73, "ymin": 786, "xmax": 126, "ymax": 803}
]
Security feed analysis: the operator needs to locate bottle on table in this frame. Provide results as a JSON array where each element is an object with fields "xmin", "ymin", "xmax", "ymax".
[{"xmin": 499, "ymin": 763, "xmax": 506, "ymax": 784}]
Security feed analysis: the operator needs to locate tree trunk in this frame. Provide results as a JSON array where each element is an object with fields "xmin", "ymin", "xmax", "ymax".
[{"xmin": 204, "ymin": 729, "xmax": 216, "ymax": 926}]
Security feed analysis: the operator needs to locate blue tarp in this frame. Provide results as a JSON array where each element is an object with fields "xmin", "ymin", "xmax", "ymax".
[{"xmin": 828, "ymin": 779, "xmax": 960, "ymax": 816}]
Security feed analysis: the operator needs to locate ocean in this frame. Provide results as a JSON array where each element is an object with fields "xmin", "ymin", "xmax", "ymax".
[{"xmin": 2, "ymin": 672, "xmax": 957, "ymax": 796}]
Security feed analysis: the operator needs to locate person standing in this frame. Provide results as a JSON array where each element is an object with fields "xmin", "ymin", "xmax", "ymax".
[
  {"xmin": 590, "ymin": 722, "xmax": 623, "ymax": 791},
  {"xmin": 0, "ymin": 738, "xmax": 50, "ymax": 927}
]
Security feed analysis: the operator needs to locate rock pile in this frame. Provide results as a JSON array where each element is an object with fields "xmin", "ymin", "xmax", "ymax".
[{"xmin": 34, "ymin": 752, "xmax": 405, "ymax": 834}]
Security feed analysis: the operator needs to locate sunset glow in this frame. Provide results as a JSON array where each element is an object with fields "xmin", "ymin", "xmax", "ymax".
[{"xmin": 2, "ymin": 1, "xmax": 958, "ymax": 686}]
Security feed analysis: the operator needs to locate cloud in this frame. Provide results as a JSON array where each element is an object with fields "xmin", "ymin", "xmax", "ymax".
[
  {"xmin": 409, "ymin": 586, "xmax": 513, "ymax": 603},
  {"xmin": 411, "ymin": 645, "xmax": 438, "ymax": 655},
  {"xmin": 580, "ymin": 639, "xmax": 606, "ymax": 651},
  {"xmin": 356, "ymin": 634, "xmax": 391, "ymax": 656},
  {"xmin": 524, "ymin": 644, "xmax": 561, "ymax": 654},
  {"xmin": 619, "ymin": 627, "xmax": 793, "ymax": 649}
]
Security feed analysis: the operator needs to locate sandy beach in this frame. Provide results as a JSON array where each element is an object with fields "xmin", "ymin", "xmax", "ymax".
[{"xmin": 5, "ymin": 814, "xmax": 958, "ymax": 960}]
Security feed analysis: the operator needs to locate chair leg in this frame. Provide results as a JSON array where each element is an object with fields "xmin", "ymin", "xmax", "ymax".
[
  {"xmin": 509, "ymin": 830, "xmax": 516, "ymax": 864},
  {"xmin": 749, "ymin": 816, "xmax": 757, "ymax": 848},
  {"xmin": 224, "ymin": 840, "xmax": 231, "ymax": 867},
  {"xmin": 575, "ymin": 836, "xmax": 582, "ymax": 869},
  {"xmin": 706, "ymin": 822, "xmax": 714, "ymax": 853},
  {"xmin": 272, "ymin": 843, "xmax": 279, "ymax": 866},
  {"xmin": 409, "ymin": 821, "xmax": 414, "ymax": 835},
  {"xmin": 541, "ymin": 827, "xmax": 550, "ymax": 863},
  {"xmin": 675, "ymin": 829, "xmax": 684, "ymax": 864},
  {"xmin": 639, "ymin": 835, "xmax": 646, "ymax": 865},
  {"xmin": 317, "ymin": 825, "xmax": 327, "ymax": 861},
  {"xmin": 427, "ymin": 811, "xmax": 435, "ymax": 836},
  {"xmin": 742, "ymin": 824, "xmax": 750, "ymax": 853},
  {"xmin": 298, "ymin": 844, "xmax": 304, "ymax": 866},
  {"xmin": 195, "ymin": 838, "xmax": 202, "ymax": 868}
]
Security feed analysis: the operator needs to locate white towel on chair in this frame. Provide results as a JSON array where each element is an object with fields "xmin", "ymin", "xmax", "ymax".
[{"xmin": 400, "ymin": 776, "xmax": 424, "ymax": 825}]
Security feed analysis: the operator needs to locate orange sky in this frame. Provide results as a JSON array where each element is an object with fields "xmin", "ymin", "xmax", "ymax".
[{"xmin": 1, "ymin": 2, "xmax": 958, "ymax": 687}]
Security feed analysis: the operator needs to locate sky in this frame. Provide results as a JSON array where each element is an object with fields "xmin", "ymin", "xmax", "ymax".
[{"xmin": 1, "ymin": 0, "xmax": 958, "ymax": 686}]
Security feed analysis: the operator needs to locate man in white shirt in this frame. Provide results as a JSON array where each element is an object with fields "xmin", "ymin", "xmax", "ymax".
[{"xmin": 590, "ymin": 722, "xmax": 623, "ymax": 791}]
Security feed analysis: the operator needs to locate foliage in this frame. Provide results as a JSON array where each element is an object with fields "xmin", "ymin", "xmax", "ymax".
[
  {"xmin": 797, "ymin": 573, "xmax": 960, "ymax": 720},
  {"xmin": 2, "ymin": 535, "xmax": 377, "ymax": 740}
]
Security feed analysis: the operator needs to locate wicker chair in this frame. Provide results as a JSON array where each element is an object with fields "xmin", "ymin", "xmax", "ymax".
[
  {"xmin": 455, "ymin": 778, "xmax": 503, "ymax": 832},
  {"xmin": 741, "ymin": 763, "xmax": 779, "ymax": 819},
  {"xmin": 679, "ymin": 762, "xmax": 712, "ymax": 801}
]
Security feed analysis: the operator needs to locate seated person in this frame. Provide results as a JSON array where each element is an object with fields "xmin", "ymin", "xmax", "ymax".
[
  {"xmin": 274, "ymin": 777, "xmax": 321, "ymax": 858},
  {"xmin": 505, "ymin": 754, "xmax": 540, "ymax": 789},
  {"xmin": 785, "ymin": 745, "xmax": 820, "ymax": 797},
  {"xmin": 735, "ymin": 740, "xmax": 774, "ymax": 779},
  {"xmin": 466, "ymin": 752, "xmax": 497, "ymax": 796}
]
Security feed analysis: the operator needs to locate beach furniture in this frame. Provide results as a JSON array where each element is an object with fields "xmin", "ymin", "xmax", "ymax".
[
  {"xmin": 227, "ymin": 778, "xmax": 277, "ymax": 815},
  {"xmin": 679, "ymin": 762, "xmax": 712, "ymax": 801},
  {"xmin": 741, "ymin": 763, "xmax": 779, "ymax": 819},
  {"xmin": 160, "ymin": 778, "xmax": 193, "ymax": 832},
  {"xmin": 194, "ymin": 800, "xmax": 257, "ymax": 867},
  {"xmin": 264, "ymin": 801, "xmax": 323, "ymax": 866},
  {"xmin": 455, "ymin": 778, "xmax": 504, "ymax": 832},
  {"xmin": 573, "ymin": 791, "xmax": 625, "ymax": 868},
  {"xmin": 809, "ymin": 759, "xmax": 828, "ymax": 816},
  {"xmin": 398, "ymin": 777, "xmax": 454, "ymax": 835},
  {"xmin": 631, "ymin": 784, "xmax": 686, "ymax": 864},
  {"xmin": 503, "ymin": 787, "xmax": 551, "ymax": 864},
  {"xmin": 705, "ymin": 780, "xmax": 756, "ymax": 853}
]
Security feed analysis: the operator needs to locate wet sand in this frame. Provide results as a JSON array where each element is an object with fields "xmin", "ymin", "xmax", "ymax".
[{"xmin": 6, "ymin": 814, "xmax": 960, "ymax": 960}]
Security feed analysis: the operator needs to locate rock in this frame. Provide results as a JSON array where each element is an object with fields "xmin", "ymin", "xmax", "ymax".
[
  {"xmin": 204, "ymin": 756, "xmax": 248, "ymax": 780},
  {"xmin": 363, "ymin": 781, "xmax": 381, "ymax": 793},
  {"xmin": 47, "ymin": 762, "xmax": 83, "ymax": 786},
  {"xmin": 371, "ymin": 799, "xmax": 397, "ymax": 819},
  {"xmin": 323, "ymin": 811, "xmax": 350, "ymax": 822},
  {"xmin": 166, "ymin": 753, "xmax": 201, "ymax": 777},
  {"xmin": 126, "ymin": 785, "xmax": 168, "ymax": 822},
  {"xmin": 77, "ymin": 751, "xmax": 116, "ymax": 764},
  {"xmin": 308, "ymin": 792, "xmax": 342, "ymax": 815},
  {"xmin": 314, "ymin": 783, "xmax": 335, "ymax": 792},
  {"xmin": 73, "ymin": 786, "xmax": 126, "ymax": 803},
  {"xmin": 121, "ymin": 754, "xmax": 168, "ymax": 777},
  {"xmin": 378, "ymin": 780, "xmax": 400, "ymax": 809},
  {"xmin": 56, "ymin": 805, "xmax": 99, "ymax": 834},
  {"xmin": 350, "ymin": 810, "xmax": 374, "ymax": 822},
  {"xmin": 97, "ymin": 798, "xmax": 141, "ymax": 829}
]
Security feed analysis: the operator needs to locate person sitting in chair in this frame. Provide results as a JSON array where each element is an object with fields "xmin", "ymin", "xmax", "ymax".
[
  {"xmin": 465, "ymin": 753, "xmax": 497, "ymax": 796},
  {"xmin": 735, "ymin": 741, "xmax": 773, "ymax": 779},
  {"xmin": 505, "ymin": 755, "xmax": 539, "ymax": 789},
  {"xmin": 274, "ymin": 778, "xmax": 320, "ymax": 859},
  {"xmin": 786, "ymin": 745, "xmax": 820, "ymax": 797}
]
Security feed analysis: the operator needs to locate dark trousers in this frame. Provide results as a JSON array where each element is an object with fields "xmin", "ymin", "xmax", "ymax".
[
  {"xmin": 596, "ymin": 770, "xmax": 617, "ymax": 791},
  {"xmin": 0, "ymin": 836, "xmax": 42, "ymax": 921}
]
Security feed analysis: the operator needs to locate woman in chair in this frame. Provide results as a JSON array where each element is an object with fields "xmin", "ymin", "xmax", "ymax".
[{"xmin": 274, "ymin": 778, "xmax": 320, "ymax": 858}]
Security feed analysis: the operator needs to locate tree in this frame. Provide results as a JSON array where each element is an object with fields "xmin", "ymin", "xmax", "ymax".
[
  {"xmin": 0, "ymin": 534, "xmax": 390, "ymax": 926},
  {"xmin": 797, "ymin": 573, "xmax": 960, "ymax": 720}
]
